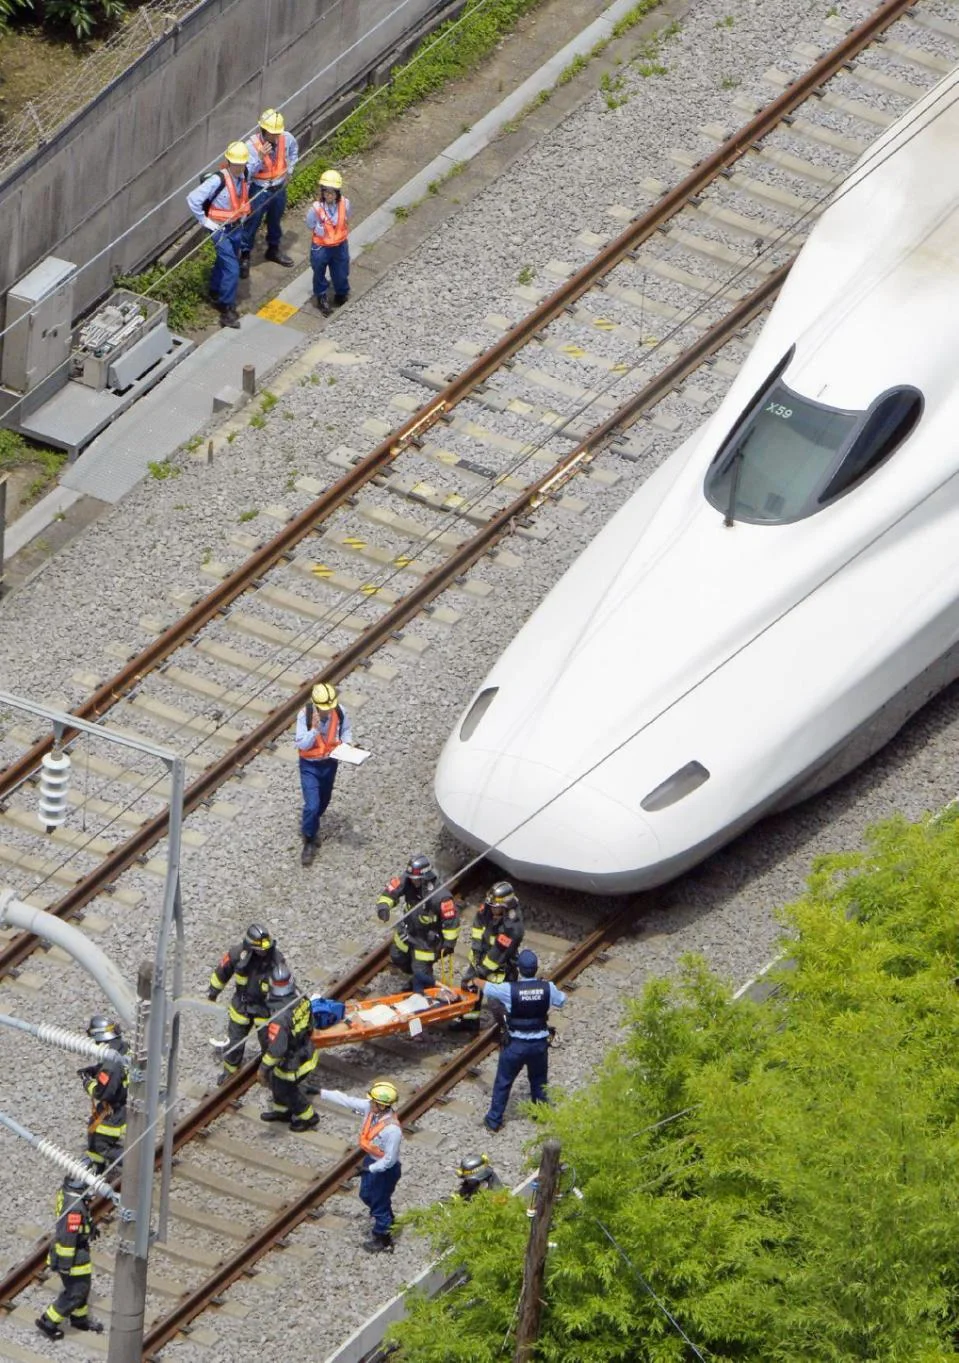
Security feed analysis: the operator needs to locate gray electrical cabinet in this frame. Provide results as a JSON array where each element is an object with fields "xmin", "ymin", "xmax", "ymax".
[{"xmin": 1, "ymin": 257, "xmax": 76, "ymax": 394}]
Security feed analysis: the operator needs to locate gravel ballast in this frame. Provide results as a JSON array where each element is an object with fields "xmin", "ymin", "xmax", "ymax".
[{"xmin": 3, "ymin": 0, "xmax": 959, "ymax": 1357}]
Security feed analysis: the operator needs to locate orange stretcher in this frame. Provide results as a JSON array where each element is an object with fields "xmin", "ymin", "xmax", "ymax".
[{"xmin": 310, "ymin": 984, "xmax": 479, "ymax": 1049}]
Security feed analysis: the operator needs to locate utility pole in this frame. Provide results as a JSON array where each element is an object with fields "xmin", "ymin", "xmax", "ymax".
[
  {"xmin": 107, "ymin": 961, "xmax": 153, "ymax": 1363},
  {"xmin": 514, "ymin": 1138, "xmax": 562, "ymax": 1363}
]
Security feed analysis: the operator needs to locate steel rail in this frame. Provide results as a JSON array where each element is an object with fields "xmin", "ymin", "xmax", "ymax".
[
  {"xmin": 141, "ymin": 897, "xmax": 639, "ymax": 1355},
  {"xmin": 0, "ymin": 260, "xmax": 790, "ymax": 983},
  {"xmin": 0, "ymin": 864, "xmax": 488, "ymax": 1310},
  {"xmin": 0, "ymin": 0, "xmax": 914, "ymax": 802}
]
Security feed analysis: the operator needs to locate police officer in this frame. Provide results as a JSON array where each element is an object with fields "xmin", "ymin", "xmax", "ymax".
[
  {"xmin": 377, "ymin": 853, "xmax": 460, "ymax": 991},
  {"xmin": 454, "ymin": 881, "xmax": 525, "ymax": 1029},
  {"xmin": 241, "ymin": 108, "xmax": 299, "ymax": 275},
  {"xmin": 260, "ymin": 965, "xmax": 320, "ymax": 1131},
  {"xmin": 475, "ymin": 949, "xmax": 565, "ymax": 1132},
  {"xmin": 186, "ymin": 141, "xmax": 256, "ymax": 328},
  {"xmin": 455, "ymin": 1152, "xmax": 503, "ymax": 1199},
  {"xmin": 208, "ymin": 923, "xmax": 283, "ymax": 1082},
  {"xmin": 319, "ymin": 1079, "xmax": 402, "ymax": 1252},
  {"xmin": 295, "ymin": 681, "xmax": 352, "ymax": 865},
  {"xmin": 79, "ymin": 1015, "xmax": 128, "ymax": 1171},
  {"xmin": 36, "ymin": 1169, "xmax": 102, "ymax": 1339},
  {"xmin": 306, "ymin": 168, "xmax": 351, "ymax": 316}
]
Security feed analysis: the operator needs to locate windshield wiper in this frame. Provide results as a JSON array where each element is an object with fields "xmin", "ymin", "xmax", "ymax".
[{"xmin": 723, "ymin": 447, "xmax": 744, "ymax": 528}]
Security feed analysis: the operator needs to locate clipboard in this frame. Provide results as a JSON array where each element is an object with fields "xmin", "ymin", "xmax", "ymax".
[{"xmin": 331, "ymin": 742, "xmax": 372, "ymax": 766}]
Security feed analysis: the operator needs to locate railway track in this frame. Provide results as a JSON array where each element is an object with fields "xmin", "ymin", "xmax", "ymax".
[{"xmin": 0, "ymin": 0, "xmax": 956, "ymax": 1351}]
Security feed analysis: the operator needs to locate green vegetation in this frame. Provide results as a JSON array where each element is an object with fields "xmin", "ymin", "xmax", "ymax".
[
  {"xmin": 599, "ymin": 70, "xmax": 629, "ymax": 110},
  {"xmin": 557, "ymin": 52, "xmax": 587, "ymax": 85},
  {"xmin": 517, "ymin": 265, "xmax": 534, "ymax": 286},
  {"xmin": 0, "ymin": 0, "xmax": 124, "ymax": 40},
  {"xmin": 248, "ymin": 412, "xmax": 266, "ymax": 430},
  {"xmin": 391, "ymin": 810, "xmax": 959, "ymax": 1361},
  {"xmin": 0, "ymin": 429, "xmax": 67, "ymax": 508},
  {"xmin": 237, "ymin": 508, "xmax": 258, "ymax": 523},
  {"xmin": 259, "ymin": 390, "xmax": 278, "ymax": 414},
  {"xmin": 393, "ymin": 203, "xmax": 411, "ymax": 221},
  {"xmin": 720, "ymin": 73, "xmax": 741, "ymax": 90},
  {"xmin": 715, "ymin": 13, "xmax": 735, "ymax": 27},
  {"xmin": 147, "ymin": 458, "xmax": 180, "ymax": 479}
]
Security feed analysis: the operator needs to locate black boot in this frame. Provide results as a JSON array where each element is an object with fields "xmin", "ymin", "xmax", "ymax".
[
  {"xmin": 260, "ymin": 1109, "xmax": 292, "ymax": 1123},
  {"xmin": 332, "ymin": 293, "xmax": 349, "ymax": 308},
  {"xmin": 219, "ymin": 306, "xmax": 241, "ymax": 330},
  {"xmin": 70, "ymin": 1316, "xmax": 104, "ymax": 1333},
  {"xmin": 362, "ymin": 1231, "xmax": 393, "ymax": 1253},
  {"xmin": 449, "ymin": 1014, "xmax": 481, "ymax": 1033},
  {"xmin": 301, "ymin": 836, "xmax": 317, "ymax": 866},
  {"xmin": 265, "ymin": 247, "xmax": 294, "ymax": 267},
  {"xmin": 36, "ymin": 1315, "xmax": 64, "ymax": 1340},
  {"xmin": 239, "ymin": 252, "xmax": 251, "ymax": 279},
  {"xmin": 290, "ymin": 1112, "xmax": 320, "ymax": 1132},
  {"xmin": 315, "ymin": 294, "xmax": 332, "ymax": 317}
]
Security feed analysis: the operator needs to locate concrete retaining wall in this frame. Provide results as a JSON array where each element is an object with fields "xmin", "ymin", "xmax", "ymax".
[{"xmin": 0, "ymin": 0, "xmax": 454, "ymax": 329}]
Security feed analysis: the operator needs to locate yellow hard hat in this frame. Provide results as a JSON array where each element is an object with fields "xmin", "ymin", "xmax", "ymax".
[
  {"xmin": 225, "ymin": 141, "xmax": 249, "ymax": 165},
  {"xmin": 311, "ymin": 681, "xmax": 338, "ymax": 710},
  {"xmin": 319, "ymin": 169, "xmax": 343, "ymax": 191},
  {"xmin": 259, "ymin": 108, "xmax": 284, "ymax": 135},
  {"xmin": 368, "ymin": 1080, "xmax": 398, "ymax": 1107}
]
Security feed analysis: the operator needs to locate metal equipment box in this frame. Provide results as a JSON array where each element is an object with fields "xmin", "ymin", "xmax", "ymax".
[{"xmin": 1, "ymin": 257, "xmax": 76, "ymax": 394}]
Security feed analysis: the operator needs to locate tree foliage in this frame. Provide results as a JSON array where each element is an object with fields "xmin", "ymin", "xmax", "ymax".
[
  {"xmin": 391, "ymin": 811, "xmax": 959, "ymax": 1361},
  {"xmin": 0, "ymin": 0, "xmax": 127, "ymax": 42}
]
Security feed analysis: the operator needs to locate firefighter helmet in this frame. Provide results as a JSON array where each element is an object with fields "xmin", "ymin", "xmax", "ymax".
[
  {"xmin": 319, "ymin": 168, "xmax": 343, "ymax": 191},
  {"xmin": 486, "ymin": 881, "xmax": 516, "ymax": 911},
  {"xmin": 87, "ymin": 1015, "xmax": 120, "ymax": 1043},
  {"xmin": 268, "ymin": 965, "xmax": 297, "ymax": 1001},
  {"xmin": 244, "ymin": 923, "xmax": 273, "ymax": 954},
  {"xmin": 224, "ymin": 141, "xmax": 250, "ymax": 165},
  {"xmin": 407, "ymin": 854, "xmax": 433, "ymax": 884},
  {"xmin": 311, "ymin": 681, "xmax": 338, "ymax": 710},
  {"xmin": 368, "ymin": 1079, "xmax": 398, "ymax": 1107},
  {"xmin": 259, "ymin": 108, "xmax": 284, "ymax": 134},
  {"xmin": 456, "ymin": 1152, "xmax": 493, "ymax": 1182}
]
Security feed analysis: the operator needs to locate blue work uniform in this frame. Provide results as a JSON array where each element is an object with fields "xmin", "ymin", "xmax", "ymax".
[
  {"xmin": 295, "ymin": 702, "xmax": 352, "ymax": 841},
  {"xmin": 483, "ymin": 977, "xmax": 565, "ymax": 1130},
  {"xmin": 186, "ymin": 163, "xmax": 260, "ymax": 309},
  {"xmin": 321, "ymin": 1090, "xmax": 402, "ymax": 1236},
  {"xmin": 307, "ymin": 196, "xmax": 351, "ymax": 304},
  {"xmin": 242, "ymin": 130, "xmax": 299, "ymax": 253}
]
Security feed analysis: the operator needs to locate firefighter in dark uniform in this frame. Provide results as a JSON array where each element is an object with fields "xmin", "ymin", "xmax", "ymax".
[
  {"xmin": 377, "ymin": 853, "xmax": 460, "ymax": 991},
  {"xmin": 79, "ymin": 1015, "xmax": 128, "ymax": 1171},
  {"xmin": 455, "ymin": 1152, "xmax": 503, "ymax": 1199},
  {"xmin": 260, "ymin": 965, "xmax": 320, "ymax": 1131},
  {"xmin": 453, "ymin": 881, "xmax": 525, "ymax": 1030},
  {"xmin": 208, "ymin": 923, "xmax": 283, "ymax": 1082},
  {"xmin": 36, "ymin": 1170, "xmax": 103, "ymax": 1339}
]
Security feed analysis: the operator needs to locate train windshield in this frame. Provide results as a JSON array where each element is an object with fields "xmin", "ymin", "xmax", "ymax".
[{"xmin": 705, "ymin": 382, "xmax": 860, "ymax": 524}]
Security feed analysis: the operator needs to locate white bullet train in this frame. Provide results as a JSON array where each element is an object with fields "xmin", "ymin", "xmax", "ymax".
[{"xmin": 434, "ymin": 68, "xmax": 959, "ymax": 894}]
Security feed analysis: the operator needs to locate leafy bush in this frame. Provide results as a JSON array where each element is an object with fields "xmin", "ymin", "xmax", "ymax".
[
  {"xmin": 391, "ymin": 810, "xmax": 959, "ymax": 1361},
  {"xmin": 1, "ymin": 0, "xmax": 127, "ymax": 40}
]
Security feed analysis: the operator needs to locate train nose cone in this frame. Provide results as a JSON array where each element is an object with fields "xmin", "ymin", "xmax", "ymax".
[{"xmin": 435, "ymin": 750, "xmax": 660, "ymax": 893}]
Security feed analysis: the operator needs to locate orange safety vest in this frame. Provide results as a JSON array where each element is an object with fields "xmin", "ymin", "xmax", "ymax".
[
  {"xmin": 311, "ymin": 198, "xmax": 349, "ymax": 247},
  {"xmin": 207, "ymin": 170, "xmax": 251, "ymax": 223},
  {"xmin": 251, "ymin": 134, "xmax": 288, "ymax": 184},
  {"xmin": 359, "ymin": 1109, "xmax": 399, "ymax": 1158},
  {"xmin": 298, "ymin": 705, "xmax": 340, "ymax": 761}
]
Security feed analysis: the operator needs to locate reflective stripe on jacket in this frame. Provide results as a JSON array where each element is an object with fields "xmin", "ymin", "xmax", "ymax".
[
  {"xmin": 207, "ymin": 171, "xmax": 251, "ymax": 223},
  {"xmin": 250, "ymin": 133, "xmax": 288, "ymax": 184},
  {"xmin": 311, "ymin": 199, "xmax": 349, "ymax": 246},
  {"xmin": 359, "ymin": 1109, "xmax": 399, "ymax": 1158},
  {"xmin": 298, "ymin": 704, "xmax": 341, "ymax": 760}
]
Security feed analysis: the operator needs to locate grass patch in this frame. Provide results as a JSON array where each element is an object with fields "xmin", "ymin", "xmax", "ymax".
[
  {"xmin": 148, "ymin": 459, "xmax": 181, "ymax": 479},
  {"xmin": 557, "ymin": 52, "xmax": 588, "ymax": 84},
  {"xmin": 259, "ymin": 391, "xmax": 278, "ymax": 413},
  {"xmin": 517, "ymin": 265, "xmax": 534, "ymax": 285},
  {"xmin": 0, "ymin": 429, "xmax": 68, "ymax": 511},
  {"xmin": 238, "ymin": 509, "xmax": 259, "ymax": 523}
]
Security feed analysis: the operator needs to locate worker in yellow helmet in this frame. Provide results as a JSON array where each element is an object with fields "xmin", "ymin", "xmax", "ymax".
[
  {"xmin": 186, "ymin": 141, "xmax": 254, "ymax": 328},
  {"xmin": 240, "ymin": 108, "xmax": 299, "ymax": 277},
  {"xmin": 294, "ymin": 681, "xmax": 352, "ymax": 864},
  {"xmin": 306, "ymin": 168, "xmax": 351, "ymax": 316},
  {"xmin": 318, "ymin": 1079, "xmax": 402, "ymax": 1251}
]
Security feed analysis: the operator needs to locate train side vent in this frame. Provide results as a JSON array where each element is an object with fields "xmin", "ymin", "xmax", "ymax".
[
  {"xmin": 641, "ymin": 761, "xmax": 710, "ymax": 812},
  {"xmin": 460, "ymin": 687, "xmax": 499, "ymax": 742}
]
